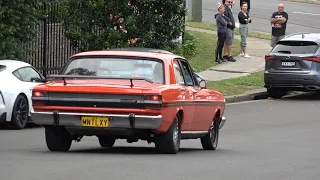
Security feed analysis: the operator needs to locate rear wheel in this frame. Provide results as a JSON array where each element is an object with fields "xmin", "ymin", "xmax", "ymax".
[
  {"xmin": 45, "ymin": 126, "xmax": 72, "ymax": 152},
  {"xmin": 201, "ymin": 115, "xmax": 219, "ymax": 150},
  {"xmin": 267, "ymin": 88, "xmax": 287, "ymax": 99},
  {"xmin": 10, "ymin": 95, "xmax": 29, "ymax": 129},
  {"xmin": 98, "ymin": 136, "xmax": 116, "ymax": 148},
  {"xmin": 154, "ymin": 114, "xmax": 181, "ymax": 154}
]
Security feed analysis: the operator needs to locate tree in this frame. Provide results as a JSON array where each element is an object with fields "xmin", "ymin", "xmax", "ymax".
[
  {"xmin": 0, "ymin": 0, "xmax": 44, "ymax": 59},
  {"xmin": 58, "ymin": 0, "xmax": 186, "ymax": 51}
]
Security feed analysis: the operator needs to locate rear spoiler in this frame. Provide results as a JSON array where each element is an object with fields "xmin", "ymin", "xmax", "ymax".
[{"xmin": 46, "ymin": 74, "xmax": 154, "ymax": 87}]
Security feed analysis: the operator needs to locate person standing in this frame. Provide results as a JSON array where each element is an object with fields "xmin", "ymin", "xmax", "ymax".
[
  {"xmin": 238, "ymin": 1, "xmax": 251, "ymax": 58},
  {"xmin": 240, "ymin": 0, "xmax": 250, "ymax": 15},
  {"xmin": 223, "ymin": 0, "xmax": 236, "ymax": 62},
  {"xmin": 270, "ymin": 4, "xmax": 289, "ymax": 47},
  {"xmin": 215, "ymin": 3, "xmax": 231, "ymax": 63}
]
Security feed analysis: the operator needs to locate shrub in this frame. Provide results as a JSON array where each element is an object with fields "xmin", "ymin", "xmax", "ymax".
[
  {"xmin": 57, "ymin": 0, "xmax": 187, "ymax": 51},
  {"xmin": 182, "ymin": 31, "xmax": 197, "ymax": 57},
  {"xmin": 0, "ymin": 1, "xmax": 43, "ymax": 59}
]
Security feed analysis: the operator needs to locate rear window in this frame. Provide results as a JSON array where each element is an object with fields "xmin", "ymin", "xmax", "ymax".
[
  {"xmin": 272, "ymin": 41, "xmax": 319, "ymax": 54},
  {"xmin": 61, "ymin": 57, "xmax": 165, "ymax": 83},
  {"xmin": 0, "ymin": 65, "xmax": 6, "ymax": 72}
]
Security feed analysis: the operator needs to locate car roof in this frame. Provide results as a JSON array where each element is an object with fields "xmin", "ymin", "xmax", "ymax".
[
  {"xmin": 0, "ymin": 60, "xmax": 31, "ymax": 72},
  {"xmin": 282, "ymin": 33, "xmax": 320, "ymax": 43},
  {"xmin": 70, "ymin": 49, "xmax": 183, "ymax": 61}
]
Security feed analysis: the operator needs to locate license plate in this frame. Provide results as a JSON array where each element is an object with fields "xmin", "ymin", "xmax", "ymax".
[
  {"xmin": 81, "ymin": 116, "xmax": 110, "ymax": 127},
  {"xmin": 282, "ymin": 62, "xmax": 295, "ymax": 67}
]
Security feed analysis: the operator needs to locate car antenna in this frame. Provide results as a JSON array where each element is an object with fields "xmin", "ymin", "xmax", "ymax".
[
  {"xmin": 63, "ymin": 77, "xmax": 67, "ymax": 86},
  {"xmin": 130, "ymin": 79, "xmax": 134, "ymax": 88}
]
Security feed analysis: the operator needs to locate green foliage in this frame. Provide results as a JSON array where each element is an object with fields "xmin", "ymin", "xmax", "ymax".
[
  {"xmin": 57, "ymin": 0, "xmax": 186, "ymax": 51},
  {"xmin": 0, "ymin": 0, "xmax": 44, "ymax": 59},
  {"xmin": 182, "ymin": 31, "xmax": 196, "ymax": 57}
]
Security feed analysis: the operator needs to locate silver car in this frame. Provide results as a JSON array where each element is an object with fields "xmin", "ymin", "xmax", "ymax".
[{"xmin": 264, "ymin": 33, "xmax": 320, "ymax": 99}]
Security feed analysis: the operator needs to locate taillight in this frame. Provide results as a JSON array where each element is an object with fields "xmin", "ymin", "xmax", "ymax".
[
  {"xmin": 33, "ymin": 91, "xmax": 46, "ymax": 97},
  {"xmin": 300, "ymin": 56, "xmax": 320, "ymax": 62},
  {"xmin": 144, "ymin": 95, "xmax": 162, "ymax": 110},
  {"xmin": 265, "ymin": 55, "xmax": 276, "ymax": 60},
  {"xmin": 145, "ymin": 95, "xmax": 162, "ymax": 101},
  {"xmin": 32, "ymin": 91, "xmax": 48, "ymax": 106}
]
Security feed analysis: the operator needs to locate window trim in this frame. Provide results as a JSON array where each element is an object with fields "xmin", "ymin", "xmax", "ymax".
[
  {"xmin": 59, "ymin": 55, "xmax": 166, "ymax": 84},
  {"xmin": 173, "ymin": 59, "xmax": 185, "ymax": 85},
  {"xmin": 12, "ymin": 66, "xmax": 44, "ymax": 83},
  {"xmin": 174, "ymin": 58, "xmax": 197, "ymax": 87}
]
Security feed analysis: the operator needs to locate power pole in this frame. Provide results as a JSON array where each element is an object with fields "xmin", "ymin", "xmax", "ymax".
[{"xmin": 192, "ymin": 0, "xmax": 202, "ymax": 22}]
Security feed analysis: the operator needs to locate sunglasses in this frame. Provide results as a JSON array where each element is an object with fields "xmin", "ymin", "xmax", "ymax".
[{"xmin": 227, "ymin": 1, "xmax": 233, "ymax": 3}]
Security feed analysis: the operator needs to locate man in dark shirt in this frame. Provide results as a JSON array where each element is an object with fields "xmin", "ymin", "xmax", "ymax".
[
  {"xmin": 270, "ymin": 4, "xmax": 289, "ymax": 47},
  {"xmin": 222, "ymin": 0, "xmax": 236, "ymax": 62}
]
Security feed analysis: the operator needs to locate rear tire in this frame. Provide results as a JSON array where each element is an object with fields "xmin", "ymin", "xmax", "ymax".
[
  {"xmin": 45, "ymin": 126, "xmax": 72, "ymax": 152},
  {"xmin": 201, "ymin": 115, "xmax": 219, "ymax": 150},
  {"xmin": 10, "ymin": 95, "xmax": 29, "ymax": 129},
  {"xmin": 98, "ymin": 136, "xmax": 116, "ymax": 148},
  {"xmin": 267, "ymin": 88, "xmax": 287, "ymax": 99},
  {"xmin": 154, "ymin": 114, "xmax": 181, "ymax": 154}
]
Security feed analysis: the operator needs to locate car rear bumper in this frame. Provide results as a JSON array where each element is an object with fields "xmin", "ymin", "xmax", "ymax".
[
  {"xmin": 0, "ymin": 103, "xmax": 6, "ymax": 123},
  {"xmin": 219, "ymin": 116, "xmax": 226, "ymax": 129},
  {"xmin": 30, "ymin": 110, "xmax": 162, "ymax": 130},
  {"xmin": 0, "ymin": 112, "xmax": 6, "ymax": 123},
  {"xmin": 264, "ymin": 72, "xmax": 320, "ymax": 90}
]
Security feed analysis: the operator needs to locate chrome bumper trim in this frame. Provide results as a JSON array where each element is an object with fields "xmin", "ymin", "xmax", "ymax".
[
  {"xmin": 30, "ymin": 110, "xmax": 162, "ymax": 129},
  {"xmin": 219, "ymin": 116, "xmax": 226, "ymax": 129}
]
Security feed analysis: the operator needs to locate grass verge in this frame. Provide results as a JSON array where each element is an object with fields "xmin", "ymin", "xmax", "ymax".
[
  {"xmin": 186, "ymin": 22, "xmax": 271, "ymax": 40},
  {"xmin": 186, "ymin": 30, "xmax": 241, "ymax": 72},
  {"xmin": 206, "ymin": 71, "xmax": 265, "ymax": 96}
]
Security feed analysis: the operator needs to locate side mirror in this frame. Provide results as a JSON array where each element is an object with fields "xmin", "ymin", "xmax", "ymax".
[{"xmin": 199, "ymin": 80, "xmax": 206, "ymax": 89}]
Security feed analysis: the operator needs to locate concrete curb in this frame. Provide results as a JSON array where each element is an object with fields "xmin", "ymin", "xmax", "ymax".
[
  {"xmin": 283, "ymin": 0, "xmax": 320, "ymax": 4},
  {"xmin": 225, "ymin": 89, "xmax": 269, "ymax": 103}
]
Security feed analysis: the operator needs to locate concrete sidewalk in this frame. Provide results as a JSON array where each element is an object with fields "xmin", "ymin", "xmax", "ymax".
[{"xmin": 186, "ymin": 26, "xmax": 272, "ymax": 82}]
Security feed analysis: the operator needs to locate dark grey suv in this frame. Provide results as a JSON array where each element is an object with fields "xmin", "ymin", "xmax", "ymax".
[{"xmin": 264, "ymin": 32, "xmax": 320, "ymax": 99}]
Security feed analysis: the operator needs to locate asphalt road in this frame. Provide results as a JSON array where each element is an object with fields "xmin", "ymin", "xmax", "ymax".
[
  {"xmin": 202, "ymin": 0, "xmax": 320, "ymax": 34},
  {"xmin": 1, "ymin": 93, "xmax": 320, "ymax": 180}
]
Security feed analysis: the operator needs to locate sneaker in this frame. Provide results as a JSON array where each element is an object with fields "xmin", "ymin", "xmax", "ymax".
[
  {"xmin": 244, "ymin": 54, "xmax": 251, "ymax": 58},
  {"xmin": 227, "ymin": 56, "xmax": 236, "ymax": 62},
  {"xmin": 219, "ymin": 57, "xmax": 226, "ymax": 62},
  {"xmin": 216, "ymin": 59, "xmax": 222, "ymax": 64},
  {"xmin": 223, "ymin": 55, "xmax": 228, "ymax": 60},
  {"xmin": 240, "ymin": 52, "xmax": 244, "ymax": 57}
]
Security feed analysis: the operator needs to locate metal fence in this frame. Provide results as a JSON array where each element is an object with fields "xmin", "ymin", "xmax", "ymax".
[{"xmin": 23, "ymin": 2, "xmax": 82, "ymax": 77}]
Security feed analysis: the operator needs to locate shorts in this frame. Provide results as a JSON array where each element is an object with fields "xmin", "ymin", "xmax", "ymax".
[
  {"xmin": 225, "ymin": 28, "xmax": 234, "ymax": 45},
  {"xmin": 271, "ymin": 35, "xmax": 285, "ymax": 47}
]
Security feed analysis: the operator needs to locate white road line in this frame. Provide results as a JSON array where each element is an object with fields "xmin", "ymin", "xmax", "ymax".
[{"xmin": 292, "ymin": 12, "xmax": 320, "ymax": 16}]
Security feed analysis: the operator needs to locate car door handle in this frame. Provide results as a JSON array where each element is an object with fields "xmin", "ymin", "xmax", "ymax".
[{"xmin": 191, "ymin": 90, "xmax": 198, "ymax": 94}]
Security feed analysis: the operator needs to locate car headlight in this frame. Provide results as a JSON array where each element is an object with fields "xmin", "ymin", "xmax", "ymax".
[{"xmin": 0, "ymin": 91, "xmax": 5, "ymax": 105}]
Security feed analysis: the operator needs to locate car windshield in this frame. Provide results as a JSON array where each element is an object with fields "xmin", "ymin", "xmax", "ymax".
[
  {"xmin": 62, "ymin": 57, "xmax": 165, "ymax": 83},
  {"xmin": 272, "ymin": 41, "xmax": 319, "ymax": 54}
]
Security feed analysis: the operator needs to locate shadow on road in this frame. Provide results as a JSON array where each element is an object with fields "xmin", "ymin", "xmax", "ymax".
[
  {"xmin": 0, "ymin": 122, "xmax": 42, "ymax": 130},
  {"xmin": 282, "ymin": 91, "xmax": 320, "ymax": 101},
  {"xmin": 67, "ymin": 146, "xmax": 206, "ymax": 155}
]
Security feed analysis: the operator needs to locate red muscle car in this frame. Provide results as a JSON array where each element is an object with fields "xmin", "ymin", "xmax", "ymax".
[{"xmin": 31, "ymin": 48, "xmax": 226, "ymax": 154}]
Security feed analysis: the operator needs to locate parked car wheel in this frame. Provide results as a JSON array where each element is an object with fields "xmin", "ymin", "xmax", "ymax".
[
  {"xmin": 267, "ymin": 88, "xmax": 287, "ymax": 99},
  {"xmin": 45, "ymin": 126, "xmax": 72, "ymax": 152},
  {"xmin": 201, "ymin": 115, "xmax": 219, "ymax": 150},
  {"xmin": 154, "ymin": 114, "xmax": 181, "ymax": 154},
  {"xmin": 10, "ymin": 94, "xmax": 29, "ymax": 129},
  {"xmin": 98, "ymin": 136, "xmax": 116, "ymax": 148}
]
